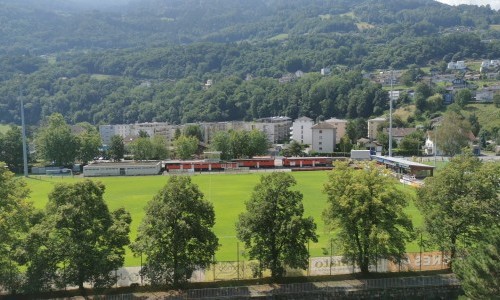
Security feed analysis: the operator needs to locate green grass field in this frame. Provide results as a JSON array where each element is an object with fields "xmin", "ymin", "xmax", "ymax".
[{"xmin": 25, "ymin": 171, "xmax": 422, "ymax": 266}]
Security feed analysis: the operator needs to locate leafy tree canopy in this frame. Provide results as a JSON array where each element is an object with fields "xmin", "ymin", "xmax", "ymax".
[
  {"xmin": 416, "ymin": 154, "xmax": 500, "ymax": 266},
  {"xmin": 132, "ymin": 176, "xmax": 218, "ymax": 287},
  {"xmin": 236, "ymin": 172, "xmax": 318, "ymax": 279},
  {"xmin": 323, "ymin": 161, "xmax": 414, "ymax": 274}
]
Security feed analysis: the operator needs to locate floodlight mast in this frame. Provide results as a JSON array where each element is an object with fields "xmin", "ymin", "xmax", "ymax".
[
  {"xmin": 19, "ymin": 78, "xmax": 28, "ymax": 177},
  {"xmin": 388, "ymin": 69, "xmax": 393, "ymax": 157}
]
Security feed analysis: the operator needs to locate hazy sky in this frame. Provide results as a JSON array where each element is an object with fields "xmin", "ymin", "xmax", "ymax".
[{"xmin": 435, "ymin": 0, "xmax": 500, "ymax": 10}]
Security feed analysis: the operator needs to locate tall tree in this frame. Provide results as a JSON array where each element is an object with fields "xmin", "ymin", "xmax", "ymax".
[
  {"xmin": 416, "ymin": 154, "xmax": 499, "ymax": 266},
  {"xmin": 454, "ymin": 88, "xmax": 472, "ymax": 108},
  {"xmin": 211, "ymin": 131, "xmax": 232, "ymax": 160},
  {"xmin": 323, "ymin": 161, "xmax": 414, "ymax": 274},
  {"xmin": 0, "ymin": 162, "xmax": 33, "ymax": 293},
  {"xmin": 434, "ymin": 110, "xmax": 472, "ymax": 156},
  {"xmin": 454, "ymin": 225, "xmax": 500, "ymax": 299},
  {"xmin": 23, "ymin": 180, "xmax": 131, "ymax": 294},
  {"xmin": 174, "ymin": 135, "xmax": 198, "ymax": 160},
  {"xmin": 183, "ymin": 124, "xmax": 203, "ymax": 141},
  {"xmin": 36, "ymin": 113, "xmax": 79, "ymax": 166},
  {"xmin": 151, "ymin": 135, "xmax": 169, "ymax": 159},
  {"xmin": 398, "ymin": 130, "xmax": 425, "ymax": 155},
  {"xmin": 236, "ymin": 172, "xmax": 318, "ymax": 279},
  {"xmin": 0, "ymin": 126, "xmax": 24, "ymax": 173},
  {"xmin": 132, "ymin": 176, "xmax": 218, "ymax": 287},
  {"xmin": 129, "ymin": 137, "xmax": 153, "ymax": 160},
  {"xmin": 76, "ymin": 122, "xmax": 101, "ymax": 164},
  {"xmin": 109, "ymin": 134, "xmax": 125, "ymax": 161},
  {"xmin": 245, "ymin": 129, "xmax": 269, "ymax": 157}
]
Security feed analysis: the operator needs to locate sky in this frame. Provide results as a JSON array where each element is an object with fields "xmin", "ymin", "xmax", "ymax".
[{"xmin": 435, "ymin": 0, "xmax": 500, "ymax": 10}]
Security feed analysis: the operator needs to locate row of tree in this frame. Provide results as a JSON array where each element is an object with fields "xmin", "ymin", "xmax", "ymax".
[{"xmin": 1, "ymin": 154, "xmax": 497, "ymax": 297}]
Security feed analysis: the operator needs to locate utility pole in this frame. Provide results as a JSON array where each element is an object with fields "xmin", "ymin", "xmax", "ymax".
[
  {"xmin": 389, "ymin": 69, "xmax": 394, "ymax": 157},
  {"xmin": 19, "ymin": 78, "xmax": 28, "ymax": 177}
]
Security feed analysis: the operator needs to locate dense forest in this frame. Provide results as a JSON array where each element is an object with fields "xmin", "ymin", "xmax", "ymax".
[{"xmin": 0, "ymin": 0, "xmax": 499, "ymax": 126}]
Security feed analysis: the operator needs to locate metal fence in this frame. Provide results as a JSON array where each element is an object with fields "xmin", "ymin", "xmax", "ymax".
[{"xmin": 43, "ymin": 275, "xmax": 459, "ymax": 300}]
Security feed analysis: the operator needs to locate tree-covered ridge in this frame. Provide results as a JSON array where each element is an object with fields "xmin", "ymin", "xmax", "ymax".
[
  {"xmin": 1, "ymin": 0, "xmax": 499, "ymax": 55},
  {"xmin": 0, "ymin": 68, "xmax": 388, "ymax": 126},
  {"xmin": 0, "ymin": 0, "xmax": 499, "ymax": 128}
]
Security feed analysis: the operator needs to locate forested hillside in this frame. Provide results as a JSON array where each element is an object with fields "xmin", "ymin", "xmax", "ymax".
[{"xmin": 0, "ymin": 0, "xmax": 499, "ymax": 127}]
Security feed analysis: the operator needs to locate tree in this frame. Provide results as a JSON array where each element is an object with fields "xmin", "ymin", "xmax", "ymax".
[
  {"xmin": 494, "ymin": 93, "xmax": 500, "ymax": 108},
  {"xmin": 76, "ymin": 123, "xmax": 101, "ymax": 164},
  {"xmin": 151, "ymin": 135, "xmax": 169, "ymax": 159},
  {"xmin": 0, "ymin": 126, "xmax": 24, "ymax": 173},
  {"xmin": 454, "ymin": 225, "xmax": 500, "ymax": 299},
  {"xmin": 337, "ymin": 135, "xmax": 353, "ymax": 154},
  {"xmin": 174, "ymin": 135, "xmax": 198, "ymax": 160},
  {"xmin": 285, "ymin": 140, "xmax": 305, "ymax": 156},
  {"xmin": 323, "ymin": 161, "xmax": 414, "ymax": 274},
  {"xmin": 23, "ymin": 180, "xmax": 131, "ymax": 294},
  {"xmin": 132, "ymin": 176, "xmax": 218, "ymax": 286},
  {"xmin": 346, "ymin": 118, "xmax": 367, "ymax": 143},
  {"xmin": 183, "ymin": 124, "xmax": 203, "ymax": 141},
  {"xmin": 416, "ymin": 154, "xmax": 499, "ymax": 266},
  {"xmin": 454, "ymin": 88, "xmax": 472, "ymax": 108},
  {"xmin": 211, "ymin": 131, "xmax": 232, "ymax": 160},
  {"xmin": 36, "ymin": 113, "xmax": 79, "ymax": 166},
  {"xmin": 414, "ymin": 82, "xmax": 433, "ymax": 112},
  {"xmin": 426, "ymin": 93, "xmax": 444, "ymax": 112},
  {"xmin": 246, "ymin": 129, "xmax": 269, "ymax": 157},
  {"xmin": 236, "ymin": 172, "xmax": 318, "ymax": 279},
  {"xmin": 0, "ymin": 162, "xmax": 33, "ymax": 293},
  {"xmin": 109, "ymin": 135, "xmax": 125, "ymax": 161},
  {"xmin": 398, "ymin": 130, "xmax": 425, "ymax": 155},
  {"xmin": 129, "ymin": 137, "xmax": 153, "ymax": 160},
  {"xmin": 434, "ymin": 110, "xmax": 472, "ymax": 156}
]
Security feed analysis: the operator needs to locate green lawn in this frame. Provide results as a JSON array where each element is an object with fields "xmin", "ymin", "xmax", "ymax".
[{"xmin": 25, "ymin": 171, "xmax": 422, "ymax": 266}]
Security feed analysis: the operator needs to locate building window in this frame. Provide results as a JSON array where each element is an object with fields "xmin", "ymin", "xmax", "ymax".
[
  {"xmin": 319, "ymin": 142, "xmax": 322, "ymax": 145},
  {"xmin": 301, "ymin": 126, "xmax": 303, "ymax": 129},
  {"xmin": 319, "ymin": 130, "xmax": 322, "ymax": 133},
  {"xmin": 319, "ymin": 147, "xmax": 323, "ymax": 151}
]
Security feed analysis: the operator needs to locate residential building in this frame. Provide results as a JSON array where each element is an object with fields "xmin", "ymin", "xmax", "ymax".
[
  {"xmin": 99, "ymin": 122, "xmax": 176, "ymax": 145},
  {"xmin": 320, "ymin": 68, "xmax": 331, "ymax": 76},
  {"xmin": 324, "ymin": 118, "xmax": 348, "ymax": 143},
  {"xmin": 367, "ymin": 117, "xmax": 387, "ymax": 140},
  {"xmin": 389, "ymin": 90, "xmax": 400, "ymax": 102},
  {"xmin": 447, "ymin": 61, "xmax": 466, "ymax": 70},
  {"xmin": 383, "ymin": 127, "xmax": 417, "ymax": 144},
  {"xmin": 311, "ymin": 122, "xmax": 336, "ymax": 153},
  {"xmin": 249, "ymin": 117, "xmax": 292, "ymax": 144},
  {"xmin": 291, "ymin": 116, "xmax": 314, "ymax": 145}
]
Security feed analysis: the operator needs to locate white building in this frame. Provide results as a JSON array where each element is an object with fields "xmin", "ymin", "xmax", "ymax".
[
  {"xmin": 324, "ymin": 118, "xmax": 348, "ymax": 143},
  {"xmin": 367, "ymin": 117, "xmax": 387, "ymax": 141},
  {"xmin": 248, "ymin": 117, "xmax": 292, "ymax": 144},
  {"xmin": 83, "ymin": 161, "xmax": 162, "ymax": 177},
  {"xmin": 291, "ymin": 116, "xmax": 314, "ymax": 145},
  {"xmin": 447, "ymin": 61, "xmax": 466, "ymax": 70},
  {"xmin": 99, "ymin": 122, "xmax": 179, "ymax": 146},
  {"xmin": 311, "ymin": 122, "xmax": 336, "ymax": 153}
]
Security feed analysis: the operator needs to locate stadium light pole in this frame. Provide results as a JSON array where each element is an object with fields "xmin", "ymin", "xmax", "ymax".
[
  {"xmin": 388, "ymin": 69, "xmax": 393, "ymax": 157},
  {"xmin": 19, "ymin": 77, "xmax": 29, "ymax": 177}
]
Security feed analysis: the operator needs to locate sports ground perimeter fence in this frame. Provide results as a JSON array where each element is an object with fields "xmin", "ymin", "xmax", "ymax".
[{"xmin": 45, "ymin": 275, "xmax": 460, "ymax": 300}]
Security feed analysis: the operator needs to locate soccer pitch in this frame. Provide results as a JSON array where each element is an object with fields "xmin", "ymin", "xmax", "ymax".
[{"xmin": 25, "ymin": 171, "xmax": 421, "ymax": 266}]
